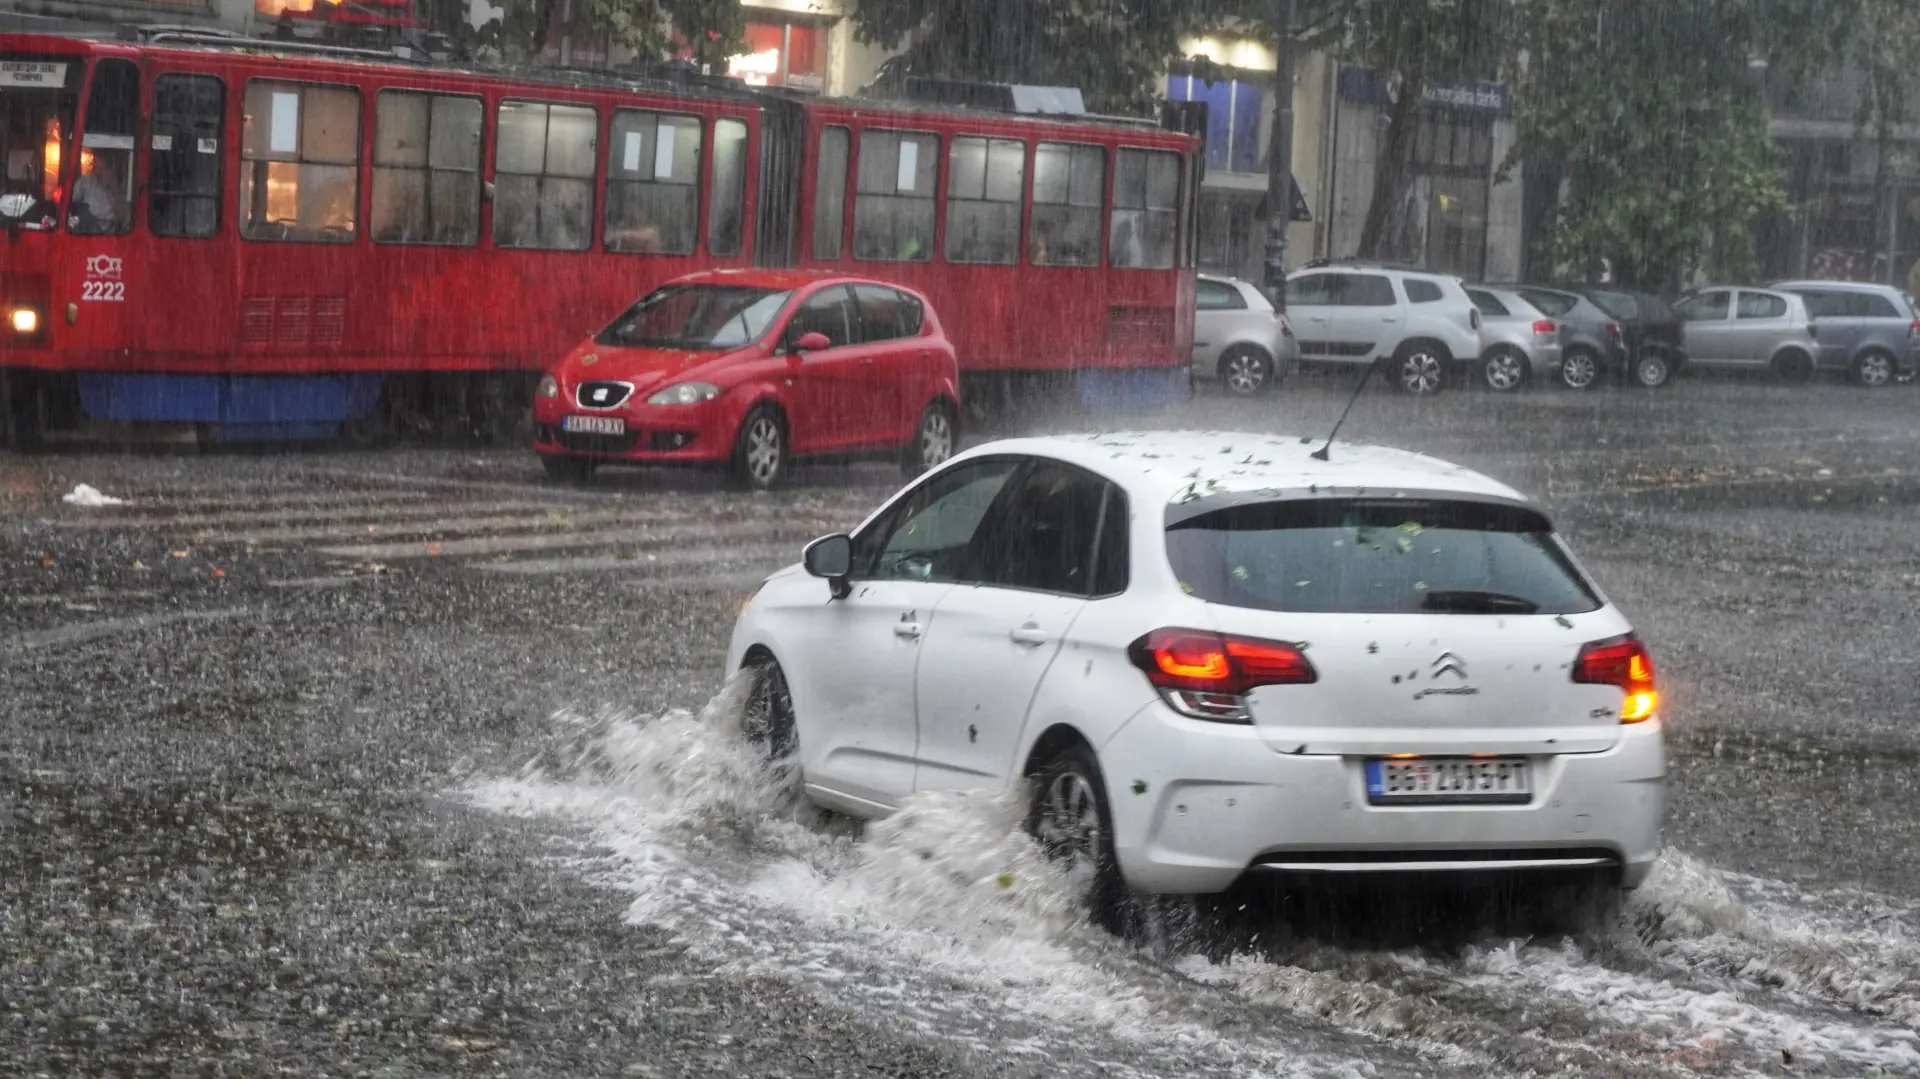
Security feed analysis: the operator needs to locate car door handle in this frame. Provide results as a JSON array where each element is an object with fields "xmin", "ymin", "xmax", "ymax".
[
  {"xmin": 894, "ymin": 622, "xmax": 922, "ymax": 640},
  {"xmin": 1009, "ymin": 623, "xmax": 1050, "ymax": 646},
  {"xmin": 1381, "ymin": 316, "xmax": 1399, "ymax": 323}
]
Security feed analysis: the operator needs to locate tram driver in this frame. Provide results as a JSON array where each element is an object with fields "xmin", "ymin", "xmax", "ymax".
[{"xmin": 70, "ymin": 152, "xmax": 130, "ymax": 234}]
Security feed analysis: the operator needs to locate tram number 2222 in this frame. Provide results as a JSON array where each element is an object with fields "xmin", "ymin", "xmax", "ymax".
[{"xmin": 82, "ymin": 254, "xmax": 126, "ymax": 302}]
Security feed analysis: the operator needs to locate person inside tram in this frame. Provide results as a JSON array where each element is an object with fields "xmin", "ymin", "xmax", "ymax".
[
  {"xmin": 70, "ymin": 151, "xmax": 130, "ymax": 234},
  {"xmin": 607, "ymin": 198, "xmax": 664, "ymax": 253}
]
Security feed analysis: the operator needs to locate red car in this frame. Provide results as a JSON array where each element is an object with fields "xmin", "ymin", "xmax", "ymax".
[{"xmin": 532, "ymin": 271, "xmax": 962, "ymax": 489}]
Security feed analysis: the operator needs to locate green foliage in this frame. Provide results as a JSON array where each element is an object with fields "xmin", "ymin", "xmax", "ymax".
[
  {"xmin": 847, "ymin": 0, "xmax": 1223, "ymax": 114},
  {"xmin": 473, "ymin": 0, "xmax": 743, "ymax": 69},
  {"xmin": 1508, "ymin": 0, "xmax": 1859, "ymax": 288}
]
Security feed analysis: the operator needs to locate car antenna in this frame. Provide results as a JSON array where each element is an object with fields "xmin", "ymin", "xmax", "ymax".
[{"xmin": 1310, "ymin": 363, "xmax": 1377, "ymax": 461}]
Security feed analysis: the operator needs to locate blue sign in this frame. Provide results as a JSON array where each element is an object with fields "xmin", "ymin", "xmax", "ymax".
[{"xmin": 1338, "ymin": 66, "xmax": 1512, "ymax": 116}]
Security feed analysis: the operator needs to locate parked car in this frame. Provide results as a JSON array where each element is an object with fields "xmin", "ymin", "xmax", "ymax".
[
  {"xmin": 1465, "ymin": 285, "xmax": 1563, "ymax": 391},
  {"xmin": 1673, "ymin": 286, "xmax": 1820, "ymax": 382},
  {"xmin": 1284, "ymin": 261, "xmax": 1483, "ymax": 396},
  {"xmin": 1192, "ymin": 274, "xmax": 1299, "ymax": 396},
  {"xmin": 1509, "ymin": 286, "xmax": 1635, "ymax": 389},
  {"xmin": 532, "ymin": 271, "xmax": 962, "ymax": 489},
  {"xmin": 1556, "ymin": 285, "xmax": 1688, "ymax": 389},
  {"xmin": 1769, "ymin": 280, "xmax": 1920, "ymax": 387},
  {"xmin": 728, "ymin": 431, "xmax": 1665, "ymax": 931}
]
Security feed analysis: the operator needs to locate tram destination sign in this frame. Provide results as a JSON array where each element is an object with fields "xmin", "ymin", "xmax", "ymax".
[{"xmin": 1, "ymin": 61, "xmax": 68, "ymax": 88}]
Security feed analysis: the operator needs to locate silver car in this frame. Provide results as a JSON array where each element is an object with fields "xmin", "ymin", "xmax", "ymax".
[
  {"xmin": 1193, "ymin": 274, "xmax": 1298, "ymax": 395},
  {"xmin": 1673, "ymin": 287, "xmax": 1820, "ymax": 382},
  {"xmin": 1466, "ymin": 285, "xmax": 1563, "ymax": 391},
  {"xmin": 1769, "ymin": 280, "xmax": 1920, "ymax": 387}
]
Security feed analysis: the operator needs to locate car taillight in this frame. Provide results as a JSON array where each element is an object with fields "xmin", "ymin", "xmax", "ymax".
[
  {"xmin": 1128, "ymin": 628, "xmax": 1316, "ymax": 722},
  {"xmin": 1469, "ymin": 308, "xmax": 1482, "ymax": 331},
  {"xmin": 1572, "ymin": 634, "xmax": 1657, "ymax": 723},
  {"xmin": 1606, "ymin": 322, "xmax": 1622, "ymax": 340},
  {"xmin": 1908, "ymin": 319, "xmax": 1918, "ymax": 341},
  {"xmin": 1531, "ymin": 319, "xmax": 1556, "ymax": 336}
]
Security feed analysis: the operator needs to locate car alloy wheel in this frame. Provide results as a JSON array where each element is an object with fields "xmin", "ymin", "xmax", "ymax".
[
  {"xmin": 1635, "ymin": 350, "xmax": 1672, "ymax": 389},
  {"xmin": 1483, "ymin": 350, "xmax": 1527, "ymax": 392},
  {"xmin": 903, "ymin": 402, "xmax": 954, "ymax": 478},
  {"xmin": 732, "ymin": 406, "xmax": 788, "ymax": 490},
  {"xmin": 1025, "ymin": 742, "xmax": 1129, "ymax": 933},
  {"xmin": 1221, "ymin": 348, "xmax": 1273, "ymax": 396},
  {"xmin": 742, "ymin": 657, "xmax": 797, "ymax": 761},
  {"xmin": 1773, "ymin": 350, "xmax": 1814, "ymax": 384},
  {"xmin": 1856, "ymin": 349, "xmax": 1895, "ymax": 388},
  {"xmin": 1561, "ymin": 350, "xmax": 1599, "ymax": 390},
  {"xmin": 1398, "ymin": 349, "xmax": 1445, "ymax": 395}
]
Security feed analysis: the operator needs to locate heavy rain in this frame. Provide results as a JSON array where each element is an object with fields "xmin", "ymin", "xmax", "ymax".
[{"xmin": 4, "ymin": 2, "xmax": 1920, "ymax": 1077}]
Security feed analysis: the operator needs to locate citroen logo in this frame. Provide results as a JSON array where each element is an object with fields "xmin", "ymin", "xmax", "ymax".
[{"xmin": 1431, "ymin": 652, "xmax": 1467, "ymax": 680}]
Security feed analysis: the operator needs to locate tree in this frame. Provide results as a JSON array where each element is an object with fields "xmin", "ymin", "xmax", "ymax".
[
  {"xmin": 846, "ymin": 0, "xmax": 1221, "ymax": 114},
  {"xmin": 1852, "ymin": 0, "xmax": 1920, "ymax": 284},
  {"xmin": 1293, "ymin": 0, "xmax": 1515, "ymax": 259},
  {"xmin": 473, "ymin": 0, "xmax": 744, "ymax": 71},
  {"xmin": 1507, "ymin": 0, "xmax": 1859, "ymax": 290}
]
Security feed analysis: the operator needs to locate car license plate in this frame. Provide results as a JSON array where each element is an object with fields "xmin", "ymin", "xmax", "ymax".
[
  {"xmin": 1365, "ymin": 757, "xmax": 1532, "ymax": 805},
  {"xmin": 562, "ymin": 414, "xmax": 625, "ymax": 435}
]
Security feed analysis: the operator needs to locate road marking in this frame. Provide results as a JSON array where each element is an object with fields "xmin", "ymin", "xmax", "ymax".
[
  {"xmin": 51, "ymin": 499, "xmax": 574, "ymax": 532},
  {"xmin": 319, "ymin": 524, "xmax": 823, "ymax": 561},
  {"xmin": 477, "ymin": 543, "xmax": 795, "ymax": 576},
  {"xmin": 3, "ymin": 607, "xmax": 251, "ymax": 655}
]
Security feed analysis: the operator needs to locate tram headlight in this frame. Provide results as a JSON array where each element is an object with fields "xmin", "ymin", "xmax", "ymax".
[
  {"xmin": 9, "ymin": 307, "xmax": 39, "ymax": 335},
  {"xmin": 648, "ymin": 381, "xmax": 720, "ymax": 406},
  {"xmin": 536, "ymin": 374, "xmax": 559, "ymax": 399}
]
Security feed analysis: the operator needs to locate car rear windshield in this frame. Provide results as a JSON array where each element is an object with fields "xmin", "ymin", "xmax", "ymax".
[
  {"xmin": 596, "ymin": 285, "xmax": 792, "ymax": 350},
  {"xmin": 1518, "ymin": 289, "xmax": 1577, "ymax": 317},
  {"xmin": 1165, "ymin": 498, "xmax": 1602, "ymax": 615}
]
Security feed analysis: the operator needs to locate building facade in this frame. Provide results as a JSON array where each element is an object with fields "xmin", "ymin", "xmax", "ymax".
[{"xmin": 1324, "ymin": 67, "xmax": 1523, "ymax": 282}]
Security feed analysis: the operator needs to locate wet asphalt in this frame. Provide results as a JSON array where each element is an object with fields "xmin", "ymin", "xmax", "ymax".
[{"xmin": 2, "ymin": 368, "xmax": 1917, "ymax": 1077}]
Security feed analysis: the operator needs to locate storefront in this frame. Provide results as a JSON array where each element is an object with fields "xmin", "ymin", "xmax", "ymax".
[
  {"xmin": 1327, "ymin": 67, "xmax": 1520, "ymax": 281},
  {"xmin": 1757, "ymin": 135, "xmax": 1920, "ymax": 293}
]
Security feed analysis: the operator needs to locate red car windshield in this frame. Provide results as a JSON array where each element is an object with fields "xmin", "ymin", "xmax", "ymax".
[{"xmin": 596, "ymin": 285, "xmax": 792, "ymax": 351}]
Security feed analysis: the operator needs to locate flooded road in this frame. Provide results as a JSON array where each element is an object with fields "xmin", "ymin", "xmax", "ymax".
[{"xmin": 4, "ymin": 376, "xmax": 1918, "ymax": 1077}]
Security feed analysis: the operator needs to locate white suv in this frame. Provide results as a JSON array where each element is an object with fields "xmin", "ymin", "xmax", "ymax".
[
  {"xmin": 727, "ymin": 432, "xmax": 1665, "ymax": 931},
  {"xmin": 1284, "ymin": 262, "xmax": 1483, "ymax": 395}
]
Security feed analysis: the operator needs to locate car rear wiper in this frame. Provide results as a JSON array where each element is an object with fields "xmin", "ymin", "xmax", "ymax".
[{"xmin": 1419, "ymin": 589, "xmax": 1541, "ymax": 614}]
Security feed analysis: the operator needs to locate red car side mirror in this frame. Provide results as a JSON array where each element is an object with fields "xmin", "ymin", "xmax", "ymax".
[{"xmin": 793, "ymin": 331, "xmax": 832, "ymax": 353}]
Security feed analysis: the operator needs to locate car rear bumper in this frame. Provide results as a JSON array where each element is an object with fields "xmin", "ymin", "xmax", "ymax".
[{"xmin": 1097, "ymin": 701, "xmax": 1666, "ymax": 895}]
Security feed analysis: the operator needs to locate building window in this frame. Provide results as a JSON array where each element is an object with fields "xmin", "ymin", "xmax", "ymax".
[
  {"xmin": 371, "ymin": 91, "xmax": 482, "ymax": 246},
  {"xmin": 149, "ymin": 74, "xmax": 225, "ymax": 239},
  {"xmin": 1166, "ymin": 73, "xmax": 1265, "ymax": 174},
  {"xmin": 1111, "ymin": 147, "xmax": 1179, "ymax": 269},
  {"xmin": 1030, "ymin": 141, "xmax": 1102, "ymax": 266},
  {"xmin": 492, "ymin": 100, "xmax": 596, "ymax": 251},
  {"xmin": 853, "ymin": 128, "xmax": 937, "ymax": 262},
  {"xmin": 813, "ymin": 124, "xmax": 849, "ymax": 260},
  {"xmin": 729, "ymin": 20, "xmax": 828, "ymax": 92},
  {"xmin": 240, "ymin": 80, "xmax": 360, "ymax": 242},
  {"xmin": 945, "ymin": 136, "xmax": 1023, "ymax": 265},
  {"xmin": 605, "ymin": 108, "xmax": 700, "ymax": 254},
  {"xmin": 708, "ymin": 117, "xmax": 748, "ymax": 257}
]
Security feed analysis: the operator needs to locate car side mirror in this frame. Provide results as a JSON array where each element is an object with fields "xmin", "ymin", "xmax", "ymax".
[
  {"xmin": 793, "ymin": 331, "xmax": 831, "ymax": 353},
  {"xmin": 802, "ymin": 533, "xmax": 852, "ymax": 599}
]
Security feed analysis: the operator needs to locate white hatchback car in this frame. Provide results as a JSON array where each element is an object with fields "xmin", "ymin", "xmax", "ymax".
[{"xmin": 726, "ymin": 432, "xmax": 1666, "ymax": 924}]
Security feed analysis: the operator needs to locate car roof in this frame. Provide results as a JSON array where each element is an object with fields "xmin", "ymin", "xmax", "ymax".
[
  {"xmin": 663, "ymin": 268, "xmax": 906, "ymax": 292},
  {"xmin": 952, "ymin": 431, "xmax": 1529, "ymax": 508},
  {"xmin": 1770, "ymin": 279, "xmax": 1900, "ymax": 294}
]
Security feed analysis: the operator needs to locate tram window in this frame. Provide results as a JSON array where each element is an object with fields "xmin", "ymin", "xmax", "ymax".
[
  {"xmin": 1110, "ymin": 147, "xmax": 1179, "ymax": 269},
  {"xmin": 240, "ymin": 80, "xmax": 361, "ymax": 242},
  {"xmin": 853, "ymin": 129, "xmax": 937, "ymax": 262},
  {"xmin": 708, "ymin": 117, "xmax": 748, "ymax": 257},
  {"xmin": 605, "ymin": 108, "xmax": 700, "ymax": 255},
  {"xmin": 372, "ymin": 91, "xmax": 481, "ymax": 247},
  {"xmin": 70, "ymin": 59, "xmax": 138, "ymax": 236},
  {"xmin": 812, "ymin": 125, "xmax": 849, "ymax": 260},
  {"xmin": 493, "ymin": 100, "xmax": 596, "ymax": 251},
  {"xmin": 149, "ymin": 74, "xmax": 224, "ymax": 239},
  {"xmin": 945, "ymin": 136, "xmax": 1022, "ymax": 265},
  {"xmin": 1029, "ymin": 142, "xmax": 1102, "ymax": 267}
]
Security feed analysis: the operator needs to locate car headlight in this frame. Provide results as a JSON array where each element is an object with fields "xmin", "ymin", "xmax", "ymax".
[
  {"xmin": 9, "ymin": 307, "xmax": 39, "ymax": 335},
  {"xmin": 536, "ymin": 374, "xmax": 559, "ymax": 399},
  {"xmin": 648, "ymin": 381, "xmax": 721, "ymax": 406}
]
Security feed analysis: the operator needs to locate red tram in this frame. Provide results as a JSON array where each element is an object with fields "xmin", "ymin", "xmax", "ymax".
[{"xmin": 0, "ymin": 28, "xmax": 1199, "ymax": 446}]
